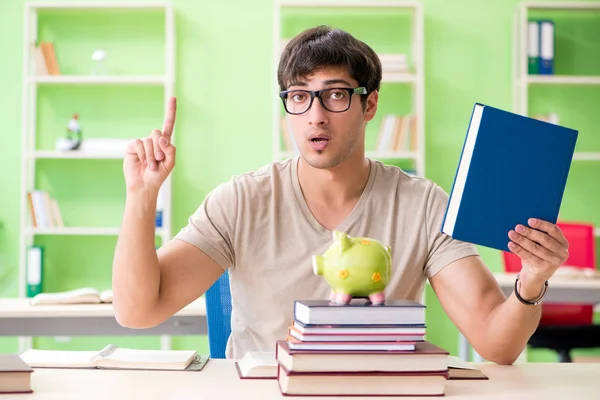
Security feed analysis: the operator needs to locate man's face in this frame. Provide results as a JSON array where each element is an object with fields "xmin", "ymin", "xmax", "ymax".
[{"xmin": 283, "ymin": 66, "xmax": 377, "ymax": 169}]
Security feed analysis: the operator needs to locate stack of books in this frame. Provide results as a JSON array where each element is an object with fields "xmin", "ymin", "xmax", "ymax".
[{"xmin": 274, "ymin": 298, "xmax": 451, "ymax": 397}]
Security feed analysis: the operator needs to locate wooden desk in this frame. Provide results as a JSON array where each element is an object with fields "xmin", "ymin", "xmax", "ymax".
[
  {"xmin": 458, "ymin": 273, "xmax": 600, "ymax": 362},
  {"xmin": 17, "ymin": 360, "xmax": 600, "ymax": 399},
  {"xmin": 0, "ymin": 297, "xmax": 207, "ymax": 337},
  {"xmin": 493, "ymin": 272, "xmax": 600, "ymax": 304}
]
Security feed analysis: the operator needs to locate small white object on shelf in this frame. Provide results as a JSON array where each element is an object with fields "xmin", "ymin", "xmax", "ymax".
[{"xmin": 91, "ymin": 48, "xmax": 107, "ymax": 75}]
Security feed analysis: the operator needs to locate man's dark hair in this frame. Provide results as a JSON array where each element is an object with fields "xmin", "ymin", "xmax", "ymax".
[{"xmin": 277, "ymin": 25, "xmax": 382, "ymax": 106}]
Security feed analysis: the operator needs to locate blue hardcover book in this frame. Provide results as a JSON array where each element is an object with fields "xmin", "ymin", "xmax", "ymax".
[{"xmin": 441, "ymin": 103, "xmax": 578, "ymax": 252}]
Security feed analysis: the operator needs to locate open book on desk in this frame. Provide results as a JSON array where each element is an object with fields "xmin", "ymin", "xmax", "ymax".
[
  {"xmin": 20, "ymin": 344, "xmax": 209, "ymax": 372},
  {"xmin": 29, "ymin": 287, "xmax": 113, "ymax": 305}
]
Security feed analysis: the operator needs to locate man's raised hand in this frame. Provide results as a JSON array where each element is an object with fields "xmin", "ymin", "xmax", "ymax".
[{"xmin": 123, "ymin": 97, "xmax": 177, "ymax": 193}]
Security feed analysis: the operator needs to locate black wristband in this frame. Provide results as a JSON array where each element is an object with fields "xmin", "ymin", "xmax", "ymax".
[{"xmin": 514, "ymin": 273, "xmax": 548, "ymax": 306}]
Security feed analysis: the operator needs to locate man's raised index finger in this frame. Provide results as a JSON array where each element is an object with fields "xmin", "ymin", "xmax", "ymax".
[{"xmin": 162, "ymin": 96, "xmax": 177, "ymax": 140}]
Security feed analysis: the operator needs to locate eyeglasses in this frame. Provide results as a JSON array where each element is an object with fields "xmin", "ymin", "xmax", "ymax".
[{"xmin": 279, "ymin": 87, "xmax": 368, "ymax": 115}]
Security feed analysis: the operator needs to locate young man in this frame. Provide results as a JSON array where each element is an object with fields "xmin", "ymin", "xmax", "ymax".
[{"xmin": 112, "ymin": 26, "xmax": 569, "ymax": 364}]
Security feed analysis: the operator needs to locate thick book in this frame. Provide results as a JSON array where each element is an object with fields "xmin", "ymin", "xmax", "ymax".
[
  {"xmin": 441, "ymin": 103, "xmax": 578, "ymax": 252},
  {"xmin": 276, "ymin": 340, "xmax": 449, "ymax": 374},
  {"xmin": 277, "ymin": 363, "xmax": 448, "ymax": 397},
  {"xmin": 294, "ymin": 299, "xmax": 425, "ymax": 326},
  {"xmin": 0, "ymin": 354, "xmax": 34, "ymax": 394},
  {"xmin": 19, "ymin": 344, "xmax": 208, "ymax": 371}
]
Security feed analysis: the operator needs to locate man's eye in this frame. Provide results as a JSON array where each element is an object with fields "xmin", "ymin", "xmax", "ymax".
[
  {"xmin": 328, "ymin": 91, "xmax": 345, "ymax": 99},
  {"xmin": 292, "ymin": 94, "xmax": 307, "ymax": 102}
]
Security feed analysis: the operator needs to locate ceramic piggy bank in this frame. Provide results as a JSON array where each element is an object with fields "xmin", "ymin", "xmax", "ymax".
[{"xmin": 312, "ymin": 231, "xmax": 392, "ymax": 305}]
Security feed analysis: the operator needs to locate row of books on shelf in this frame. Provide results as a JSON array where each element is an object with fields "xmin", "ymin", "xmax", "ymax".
[
  {"xmin": 378, "ymin": 53, "xmax": 410, "ymax": 74},
  {"xmin": 237, "ymin": 298, "xmax": 487, "ymax": 397},
  {"xmin": 27, "ymin": 190, "xmax": 64, "ymax": 228},
  {"xmin": 527, "ymin": 19, "xmax": 554, "ymax": 75},
  {"xmin": 376, "ymin": 114, "xmax": 417, "ymax": 152},
  {"xmin": 32, "ymin": 41, "xmax": 60, "ymax": 76}
]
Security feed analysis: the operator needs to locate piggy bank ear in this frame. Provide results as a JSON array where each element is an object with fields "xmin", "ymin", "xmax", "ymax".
[
  {"xmin": 333, "ymin": 231, "xmax": 351, "ymax": 253},
  {"xmin": 386, "ymin": 245, "xmax": 392, "ymax": 255}
]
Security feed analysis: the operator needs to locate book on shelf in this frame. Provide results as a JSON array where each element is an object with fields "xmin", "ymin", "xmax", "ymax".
[
  {"xmin": 34, "ymin": 41, "xmax": 60, "ymax": 76},
  {"xmin": 441, "ymin": 102, "xmax": 578, "ymax": 252},
  {"xmin": 378, "ymin": 53, "xmax": 409, "ymax": 73},
  {"xmin": 293, "ymin": 298, "xmax": 426, "ymax": 326},
  {"xmin": 19, "ymin": 344, "xmax": 207, "ymax": 372},
  {"xmin": 27, "ymin": 190, "xmax": 64, "ymax": 229},
  {"xmin": 375, "ymin": 114, "xmax": 417, "ymax": 153},
  {"xmin": 527, "ymin": 19, "xmax": 554, "ymax": 75},
  {"xmin": 29, "ymin": 287, "xmax": 113, "ymax": 305},
  {"xmin": 0, "ymin": 354, "xmax": 33, "ymax": 394},
  {"xmin": 532, "ymin": 112, "xmax": 559, "ymax": 125}
]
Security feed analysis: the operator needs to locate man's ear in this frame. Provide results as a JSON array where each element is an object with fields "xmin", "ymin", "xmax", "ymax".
[{"xmin": 363, "ymin": 90, "xmax": 378, "ymax": 122}]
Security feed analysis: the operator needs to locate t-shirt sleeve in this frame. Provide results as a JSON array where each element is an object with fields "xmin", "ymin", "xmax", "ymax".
[
  {"xmin": 173, "ymin": 180, "xmax": 237, "ymax": 270},
  {"xmin": 423, "ymin": 182, "xmax": 479, "ymax": 278}
]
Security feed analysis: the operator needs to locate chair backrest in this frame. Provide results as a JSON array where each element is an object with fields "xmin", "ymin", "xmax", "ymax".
[
  {"xmin": 204, "ymin": 270, "xmax": 232, "ymax": 359},
  {"xmin": 502, "ymin": 221, "xmax": 597, "ymax": 326}
]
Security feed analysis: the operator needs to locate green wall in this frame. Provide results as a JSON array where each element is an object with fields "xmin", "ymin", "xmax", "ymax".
[{"xmin": 0, "ymin": 0, "xmax": 599, "ymax": 362}]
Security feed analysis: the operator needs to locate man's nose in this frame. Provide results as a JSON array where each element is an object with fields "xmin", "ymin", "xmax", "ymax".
[{"xmin": 308, "ymin": 98, "xmax": 328, "ymax": 127}]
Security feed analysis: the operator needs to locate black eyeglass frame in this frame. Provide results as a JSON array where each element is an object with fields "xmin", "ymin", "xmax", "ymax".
[{"xmin": 278, "ymin": 86, "xmax": 368, "ymax": 115}]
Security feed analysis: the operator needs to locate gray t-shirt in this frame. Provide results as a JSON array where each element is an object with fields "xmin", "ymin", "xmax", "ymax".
[{"xmin": 174, "ymin": 157, "xmax": 479, "ymax": 359}]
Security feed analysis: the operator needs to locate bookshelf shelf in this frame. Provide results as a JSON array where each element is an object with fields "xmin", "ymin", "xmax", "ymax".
[
  {"xmin": 381, "ymin": 72, "xmax": 418, "ymax": 84},
  {"xmin": 278, "ymin": 0, "xmax": 420, "ymax": 8},
  {"xmin": 273, "ymin": 1, "xmax": 425, "ymax": 175},
  {"xmin": 526, "ymin": 75, "xmax": 600, "ymax": 85},
  {"xmin": 32, "ymin": 150, "xmax": 125, "ymax": 159},
  {"xmin": 31, "ymin": 75, "xmax": 167, "ymax": 85},
  {"xmin": 522, "ymin": 2, "xmax": 600, "ymax": 10},
  {"xmin": 19, "ymin": 1, "xmax": 176, "ymax": 353},
  {"xmin": 573, "ymin": 152, "xmax": 600, "ymax": 161},
  {"xmin": 26, "ymin": 227, "xmax": 166, "ymax": 236},
  {"xmin": 28, "ymin": 2, "xmax": 170, "ymax": 10}
]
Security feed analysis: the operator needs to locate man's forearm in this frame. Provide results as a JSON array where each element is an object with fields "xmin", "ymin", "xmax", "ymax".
[
  {"xmin": 112, "ymin": 189, "xmax": 161, "ymax": 326},
  {"xmin": 480, "ymin": 281, "xmax": 544, "ymax": 364}
]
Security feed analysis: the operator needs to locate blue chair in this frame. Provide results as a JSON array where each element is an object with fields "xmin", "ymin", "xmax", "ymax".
[{"xmin": 204, "ymin": 270, "xmax": 232, "ymax": 359}]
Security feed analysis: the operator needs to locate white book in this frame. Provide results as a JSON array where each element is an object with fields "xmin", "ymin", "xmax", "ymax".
[
  {"xmin": 29, "ymin": 287, "xmax": 113, "ymax": 305},
  {"xmin": 20, "ymin": 344, "xmax": 203, "ymax": 371}
]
